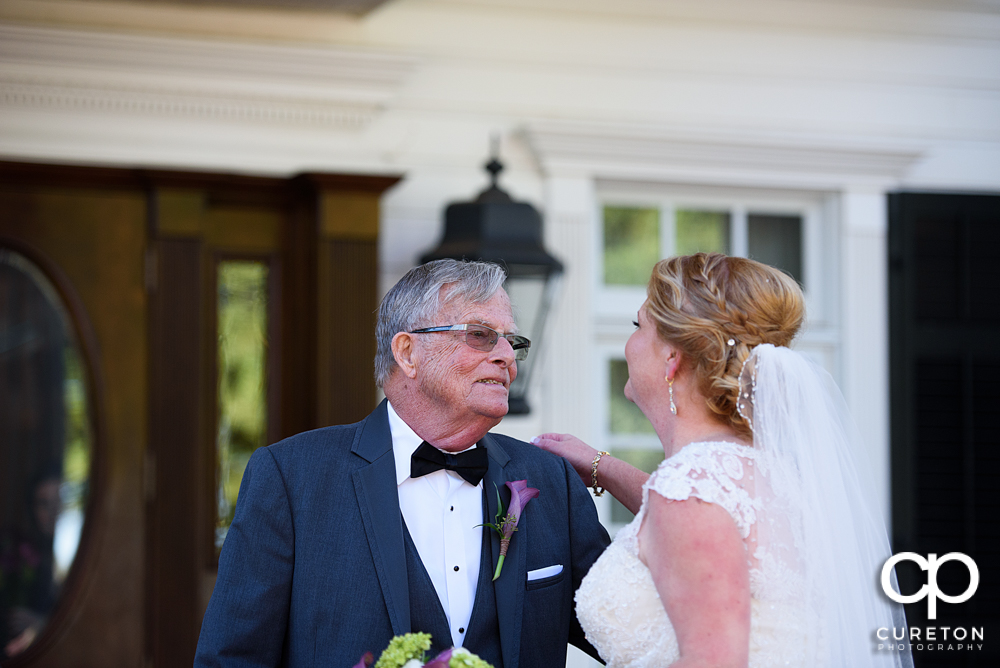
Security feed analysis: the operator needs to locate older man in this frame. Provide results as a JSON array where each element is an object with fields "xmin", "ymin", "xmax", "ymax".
[{"xmin": 195, "ymin": 260, "xmax": 610, "ymax": 668}]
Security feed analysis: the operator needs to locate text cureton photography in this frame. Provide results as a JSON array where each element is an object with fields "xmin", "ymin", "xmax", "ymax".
[{"xmin": 876, "ymin": 552, "xmax": 985, "ymax": 656}]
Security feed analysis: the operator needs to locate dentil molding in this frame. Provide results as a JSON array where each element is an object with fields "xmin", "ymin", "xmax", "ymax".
[{"xmin": 0, "ymin": 23, "xmax": 418, "ymax": 130}]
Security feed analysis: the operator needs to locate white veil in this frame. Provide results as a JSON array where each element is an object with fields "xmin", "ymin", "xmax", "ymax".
[{"xmin": 737, "ymin": 344, "xmax": 913, "ymax": 668}]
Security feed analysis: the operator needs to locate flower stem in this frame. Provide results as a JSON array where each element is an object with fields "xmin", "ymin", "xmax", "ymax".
[{"xmin": 493, "ymin": 538, "xmax": 511, "ymax": 580}]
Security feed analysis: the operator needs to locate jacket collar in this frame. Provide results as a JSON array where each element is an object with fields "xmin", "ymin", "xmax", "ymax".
[
  {"xmin": 351, "ymin": 401, "xmax": 410, "ymax": 634},
  {"xmin": 482, "ymin": 433, "xmax": 523, "ymax": 668}
]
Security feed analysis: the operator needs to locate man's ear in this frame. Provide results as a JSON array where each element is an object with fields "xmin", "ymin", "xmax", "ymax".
[{"xmin": 391, "ymin": 332, "xmax": 419, "ymax": 379}]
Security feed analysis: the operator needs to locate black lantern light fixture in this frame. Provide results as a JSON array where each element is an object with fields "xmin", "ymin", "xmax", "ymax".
[{"xmin": 420, "ymin": 145, "xmax": 563, "ymax": 414}]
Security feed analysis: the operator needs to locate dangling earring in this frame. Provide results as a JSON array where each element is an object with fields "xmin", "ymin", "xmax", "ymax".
[{"xmin": 667, "ymin": 376, "xmax": 677, "ymax": 415}]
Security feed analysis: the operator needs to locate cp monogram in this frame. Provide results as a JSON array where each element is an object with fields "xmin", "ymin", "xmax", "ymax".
[{"xmin": 881, "ymin": 552, "xmax": 979, "ymax": 620}]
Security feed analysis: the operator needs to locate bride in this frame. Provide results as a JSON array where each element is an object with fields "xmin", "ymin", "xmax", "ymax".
[{"xmin": 533, "ymin": 253, "xmax": 911, "ymax": 668}]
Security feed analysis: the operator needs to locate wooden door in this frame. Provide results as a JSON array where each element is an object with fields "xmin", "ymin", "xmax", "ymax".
[
  {"xmin": 1, "ymin": 164, "xmax": 148, "ymax": 667},
  {"xmin": 0, "ymin": 161, "xmax": 399, "ymax": 667}
]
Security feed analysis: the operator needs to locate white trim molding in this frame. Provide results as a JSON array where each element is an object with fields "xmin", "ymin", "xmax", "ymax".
[
  {"xmin": 522, "ymin": 120, "xmax": 924, "ymax": 190},
  {"xmin": 0, "ymin": 23, "xmax": 418, "ymax": 130}
]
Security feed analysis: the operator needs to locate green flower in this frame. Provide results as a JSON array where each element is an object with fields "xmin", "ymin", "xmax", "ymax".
[
  {"xmin": 373, "ymin": 633, "xmax": 432, "ymax": 668},
  {"xmin": 449, "ymin": 647, "xmax": 494, "ymax": 668}
]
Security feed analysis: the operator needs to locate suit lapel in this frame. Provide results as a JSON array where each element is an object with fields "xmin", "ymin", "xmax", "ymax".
[
  {"xmin": 352, "ymin": 400, "xmax": 410, "ymax": 635},
  {"xmin": 482, "ymin": 434, "xmax": 524, "ymax": 668}
]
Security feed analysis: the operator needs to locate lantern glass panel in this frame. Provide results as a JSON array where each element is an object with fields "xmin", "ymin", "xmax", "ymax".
[{"xmin": 504, "ymin": 273, "xmax": 549, "ymax": 404}]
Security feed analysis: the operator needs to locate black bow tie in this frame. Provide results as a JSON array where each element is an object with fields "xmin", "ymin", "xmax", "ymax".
[{"xmin": 410, "ymin": 441, "xmax": 489, "ymax": 486}]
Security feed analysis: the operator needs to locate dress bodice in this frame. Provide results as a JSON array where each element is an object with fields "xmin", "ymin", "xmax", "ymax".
[{"xmin": 575, "ymin": 441, "xmax": 816, "ymax": 667}]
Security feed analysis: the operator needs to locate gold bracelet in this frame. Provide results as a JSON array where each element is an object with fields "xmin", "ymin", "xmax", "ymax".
[{"xmin": 590, "ymin": 451, "xmax": 610, "ymax": 497}]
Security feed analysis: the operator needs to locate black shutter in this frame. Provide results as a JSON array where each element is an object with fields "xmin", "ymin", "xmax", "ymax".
[{"xmin": 890, "ymin": 192, "xmax": 1000, "ymax": 667}]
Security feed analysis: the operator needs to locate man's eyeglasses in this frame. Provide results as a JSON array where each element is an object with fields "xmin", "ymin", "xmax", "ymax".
[{"xmin": 409, "ymin": 324, "xmax": 531, "ymax": 361}]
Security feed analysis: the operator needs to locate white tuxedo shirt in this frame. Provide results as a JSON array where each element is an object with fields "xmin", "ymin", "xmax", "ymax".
[{"xmin": 387, "ymin": 402, "xmax": 484, "ymax": 648}]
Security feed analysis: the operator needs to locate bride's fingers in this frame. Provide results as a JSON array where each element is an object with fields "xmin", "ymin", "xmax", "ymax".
[
  {"xmin": 533, "ymin": 432, "xmax": 571, "ymax": 442},
  {"xmin": 529, "ymin": 434, "xmax": 574, "ymax": 453},
  {"xmin": 531, "ymin": 433, "xmax": 599, "ymax": 483},
  {"xmin": 529, "ymin": 435, "xmax": 556, "ymax": 451},
  {"xmin": 532, "ymin": 433, "xmax": 593, "ymax": 453}
]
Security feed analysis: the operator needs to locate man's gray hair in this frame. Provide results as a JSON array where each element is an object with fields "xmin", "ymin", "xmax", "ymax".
[{"xmin": 374, "ymin": 259, "xmax": 508, "ymax": 387}]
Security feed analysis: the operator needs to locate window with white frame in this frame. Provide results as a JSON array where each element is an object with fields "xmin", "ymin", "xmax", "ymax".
[{"xmin": 593, "ymin": 187, "xmax": 837, "ymax": 527}]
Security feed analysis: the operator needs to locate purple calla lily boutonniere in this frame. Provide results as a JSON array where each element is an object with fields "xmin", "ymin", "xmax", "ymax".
[{"xmin": 479, "ymin": 480, "xmax": 539, "ymax": 581}]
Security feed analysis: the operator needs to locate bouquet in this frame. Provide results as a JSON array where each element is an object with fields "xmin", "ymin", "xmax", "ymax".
[{"xmin": 352, "ymin": 633, "xmax": 493, "ymax": 668}]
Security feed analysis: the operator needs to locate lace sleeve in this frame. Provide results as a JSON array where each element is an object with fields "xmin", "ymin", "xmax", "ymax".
[{"xmin": 643, "ymin": 442, "xmax": 758, "ymax": 538}]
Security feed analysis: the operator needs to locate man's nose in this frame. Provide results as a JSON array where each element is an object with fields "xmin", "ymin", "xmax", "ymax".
[{"xmin": 490, "ymin": 335, "xmax": 517, "ymax": 365}]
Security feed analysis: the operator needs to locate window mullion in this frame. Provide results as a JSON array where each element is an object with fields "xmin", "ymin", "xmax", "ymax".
[
  {"xmin": 662, "ymin": 201, "xmax": 675, "ymax": 259},
  {"xmin": 732, "ymin": 205, "xmax": 749, "ymax": 258}
]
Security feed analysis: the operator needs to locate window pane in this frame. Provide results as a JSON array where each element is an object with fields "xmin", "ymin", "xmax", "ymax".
[
  {"xmin": 603, "ymin": 206, "xmax": 660, "ymax": 285},
  {"xmin": 0, "ymin": 248, "xmax": 94, "ymax": 658},
  {"xmin": 676, "ymin": 209, "xmax": 730, "ymax": 255},
  {"xmin": 748, "ymin": 214, "xmax": 803, "ymax": 283},
  {"xmin": 608, "ymin": 448, "xmax": 664, "ymax": 524},
  {"xmin": 609, "ymin": 359, "xmax": 655, "ymax": 434},
  {"xmin": 216, "ymin": 261, "xmax": 269, "ymax": 551}
]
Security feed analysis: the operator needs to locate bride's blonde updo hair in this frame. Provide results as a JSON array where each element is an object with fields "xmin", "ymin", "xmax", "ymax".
[{"xmin": 646, "ymin": 253, "xmax": 804, "ymax": 438}]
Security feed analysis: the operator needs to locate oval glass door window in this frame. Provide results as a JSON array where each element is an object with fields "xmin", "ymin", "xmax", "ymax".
[{"xmin": 0, "ymin": 248, "xmax": 93, "ymax": 659}]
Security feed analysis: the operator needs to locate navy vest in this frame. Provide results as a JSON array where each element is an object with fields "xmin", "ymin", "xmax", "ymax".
[{"xmin": 402, "ymin": 502, "xmax": 503, "ymax": 666}]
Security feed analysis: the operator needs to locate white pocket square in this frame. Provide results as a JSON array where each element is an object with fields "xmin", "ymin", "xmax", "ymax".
[{"xmin": 526, "ymin": 564, "xmax": 563, "ymax": 581}]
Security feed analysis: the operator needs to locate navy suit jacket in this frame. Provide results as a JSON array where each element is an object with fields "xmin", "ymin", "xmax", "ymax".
[{"xmin": 194, "ymin": 400, "xmax": 611, "ymax": 668}]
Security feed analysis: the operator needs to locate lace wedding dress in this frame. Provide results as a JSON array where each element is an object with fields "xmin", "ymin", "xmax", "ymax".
[
  {"xmin": 576, "ymin": 441, "xmax": 814, "ymax": 668},
  {"xmin": 575, "ymin": 345, "xmax": 912, "ymax": 668}
]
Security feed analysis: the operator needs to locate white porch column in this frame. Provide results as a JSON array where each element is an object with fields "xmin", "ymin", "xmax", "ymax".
[
  {"xmin": 540, "ymin": 173, "xmax": 602, "ymax": 668},
  {"xmin": 541, "ymin": 175, "xmax": 597, "ymax": 441},
  {"xmin": 840, "ymin": 189, "xmax": 892, "ymax": 529}
]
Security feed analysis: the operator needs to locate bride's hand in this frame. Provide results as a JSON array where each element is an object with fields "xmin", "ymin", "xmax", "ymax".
[{"xmin": 531, "ymin": 433, "xmax": 597, "ymax": 487}]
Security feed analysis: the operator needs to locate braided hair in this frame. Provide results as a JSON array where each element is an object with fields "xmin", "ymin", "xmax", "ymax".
[{"xmin": 645, "ymin": 253, "xmax": 804, "ymax": 438}]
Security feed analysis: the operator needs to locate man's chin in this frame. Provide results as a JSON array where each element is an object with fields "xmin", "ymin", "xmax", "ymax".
[{"xmin": 476, "ymin": 399, "xmax": 509, "ymax": 421}]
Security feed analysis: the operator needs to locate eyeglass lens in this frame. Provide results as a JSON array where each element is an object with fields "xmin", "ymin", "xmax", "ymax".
[{"xmin": 464, "ymin": 325, "xmax": 529, "ymax": 361}]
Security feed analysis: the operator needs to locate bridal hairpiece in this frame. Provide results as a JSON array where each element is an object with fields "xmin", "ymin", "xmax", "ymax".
[{"xmin": 736, "ymin": 350, "xmax": 757, "ymax": 433}]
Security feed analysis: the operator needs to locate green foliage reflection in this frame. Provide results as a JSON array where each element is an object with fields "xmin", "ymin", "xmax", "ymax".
[
  {"xmin": 603, "ymin": 206, "xmax": 660, "ymax": 285},
  {"xmin": 609, "ymin": 448, "xmax": 665, "ymax": 524},
  {"xmin": 676, "ymin": 210, "xmax": 731, "ymax": 256},
  {"xmin": 216, "ymin": 261, "xmax": 268, "ymax": 551},
  {"xmin": 609, "ymin": 359, "xmax": 655, "ymax": 435},
  {"xmin": 62, "ymin": 347, "xmax": 91, "ymax": 528}
]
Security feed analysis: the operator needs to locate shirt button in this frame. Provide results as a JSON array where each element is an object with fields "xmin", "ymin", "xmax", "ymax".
[
  {"xmin": 459, "ymin": 627, "xmax": 465, "ymax": 634},
  {"xmin": 450, "ymin": 506, "xmax": 454, "ymax": 511},
  {"xmin": 454, "ymin": 566, "xmax": 460, "ymax": 572}
]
